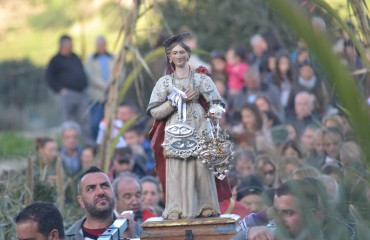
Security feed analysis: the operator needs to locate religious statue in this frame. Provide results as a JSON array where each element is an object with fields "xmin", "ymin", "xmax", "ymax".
[{"xmin": 147, "ymin": 32, "xmax": 233, "ymax": 220}]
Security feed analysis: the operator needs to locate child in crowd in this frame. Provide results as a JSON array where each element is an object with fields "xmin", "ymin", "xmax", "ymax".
[{"xmin": 225, "ymin": 46, "xmax": 249, "ymax": 96}]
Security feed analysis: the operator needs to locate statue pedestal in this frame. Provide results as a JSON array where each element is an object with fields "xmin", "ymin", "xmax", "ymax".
[{"xmin": 141, "ymin": 214, "xmax": 240, "ymax": 240}]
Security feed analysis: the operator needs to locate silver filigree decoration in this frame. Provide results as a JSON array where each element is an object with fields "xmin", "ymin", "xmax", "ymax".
[
  {"xmin": 196, "ymin": 89, "xmax": 234, "ymax": 180},
  {"xmin": 162, "ymin": 126, "xmax": 200, "ymax": 159},
  {"xmin": 194, "ymin": 127, "xmax": 234, "ymax": 180},
  {"xmin": 165, "ymin": 123, "xmax": 194, "ymax": 138}
]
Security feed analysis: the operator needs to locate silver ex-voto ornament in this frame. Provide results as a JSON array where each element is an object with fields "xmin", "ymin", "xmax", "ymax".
[
  {"xmin": 194, "ymin": 124, "xmax": 235, "ymax": 180},
  {"xmin": 162, "ymin": 86, "xmax": 201, "ymax": 159},
  {"xmin": 163, "ymin": 123, "xmax": 200, "ymax": 159},
  {"xmin": 194, "ymin": 104, "xmax": 235, "ymax": 180},
  {"xmin": 163, "ymin": 85, "xmax": 234, "ymax": 179}
]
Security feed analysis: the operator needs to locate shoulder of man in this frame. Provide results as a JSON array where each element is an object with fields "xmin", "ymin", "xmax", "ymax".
[
  {"xmin": 48, "ymin": 54, "xmax": 63, "ymax": 65},
  {"xmin": 70, "ymin": 53, "xmax": 84, "ymax": 62},
  {"xmin": 65, "ymin": 217, "xmax": 86, "ymax": 239}
]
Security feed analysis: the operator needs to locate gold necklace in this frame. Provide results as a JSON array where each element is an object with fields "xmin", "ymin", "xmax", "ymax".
[{"xmin": 172, "ymin": 65, "xmax": 193, "ymax": 91}]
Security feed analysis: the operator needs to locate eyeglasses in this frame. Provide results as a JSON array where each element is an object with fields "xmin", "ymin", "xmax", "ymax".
[{"xmin": 264, "ymin": 170, "xmax": 275, "ymax": 176}]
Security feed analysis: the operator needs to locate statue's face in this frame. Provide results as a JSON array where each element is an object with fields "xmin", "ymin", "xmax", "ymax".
[{"xmin": 169, "ymin": 44, "xmax": 189, "ymax": 68}]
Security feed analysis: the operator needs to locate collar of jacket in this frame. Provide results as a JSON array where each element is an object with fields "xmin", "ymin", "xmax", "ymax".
[{"xmin": 93, "ymin": 52, "xmax": 113, "ymax": 59}]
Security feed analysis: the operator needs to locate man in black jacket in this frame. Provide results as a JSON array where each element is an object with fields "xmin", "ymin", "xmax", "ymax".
[{"xmin": 46, "ymin": 34, "xmax": 91, "ymax": 143}]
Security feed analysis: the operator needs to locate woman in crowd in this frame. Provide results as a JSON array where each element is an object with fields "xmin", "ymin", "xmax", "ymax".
[
  {"xmin": 271, "ymin": 50, "xmax": 295, "ymax": 118},
  {"xmin": 33, "ymin": 137, "xmax": 59, "ymax": 201},
  {"xmin": 291, "ymin": 166, "xmax": 321, "ymax": 180},
  {"xmin": 141, "ymin": 176, "xmax": 164, "ymax": 216},
  {"xmin": 81, "ymin": 144, "xmax": 97, "ymax": 170},
  {"xmin": 322, "ymin": 114, "xmax": 344, "ymax": 132},
  {"xmin": 254, "ymin": 154, "xmax": 276, "ymax": 188},
  {"xmin": 234, "ymin": 149, "xmax": 256, "ymax": 178},
  {"xmin": 232, "ymin": 103, "xmax": 273, "ymax": 153},
  {"xmin": 276, "ymin": 156, "xmax": 304, "ymax": 186},
  {"xmin": 281, "ymin": 139, "xmax": 303, "ymax": 159},
  {"xmin": 34, "ymin": 137, "xmax": 59, "ymax": 184}
]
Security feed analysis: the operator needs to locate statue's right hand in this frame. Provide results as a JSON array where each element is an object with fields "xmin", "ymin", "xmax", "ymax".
[{"xmin": 184, "ymin": 89, "xmax": 195, "ymax": 102}]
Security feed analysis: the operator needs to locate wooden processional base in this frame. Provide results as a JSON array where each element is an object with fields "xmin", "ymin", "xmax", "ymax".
[{"xmin": 141, "ymin": 214, "xmax": 240, "ymax": 240}]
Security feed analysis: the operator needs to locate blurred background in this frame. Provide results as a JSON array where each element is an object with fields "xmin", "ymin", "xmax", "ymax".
[{"xmin": 0, "ymin": 0, "xmax": 347, "ymax": 131}]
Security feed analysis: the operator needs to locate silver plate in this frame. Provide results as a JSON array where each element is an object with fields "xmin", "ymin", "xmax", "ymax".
[
  {"xmin": 165, "ymin": 123, "xmax": 194, "ymax": 138},
  {"xmin": 171, "ymin": 139, "xmax": 198, "ymax": 150}
]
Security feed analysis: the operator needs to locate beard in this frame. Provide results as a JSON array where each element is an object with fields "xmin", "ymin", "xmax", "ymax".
[{"xmin": 83, "ymin": 195, "xmax": 115, "ymax": 219}]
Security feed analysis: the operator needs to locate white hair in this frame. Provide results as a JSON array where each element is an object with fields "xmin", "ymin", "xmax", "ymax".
[
  {"xmin": 295, "ymin": 91, "xmax": 314, "ymax": 110},
  {"xmin": 60, "ymin": 121, "xmax": 81, "ymax": 136},
  {"xmin": 112, "ymin": 172, "xmax": 141, "ymax": 197},
  {"xmin": 95, "ymin": 35, "xmax": 106, "ymax": 45},
  {"xmin": 250, "ymin": 34, "xmax": 264, "ymax": 46},
  {"xmin": 317, "ymin": 175, "xmax": 340, "ymax": 205},
  {"xmin": 312, "ymin": 16, "xmax": 326, "ymax": 30}
]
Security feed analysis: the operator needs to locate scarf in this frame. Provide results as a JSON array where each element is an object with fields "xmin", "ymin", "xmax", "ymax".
[{"xmin": 298, "ymin": 75, "xmax": 316, "ymax": 90}]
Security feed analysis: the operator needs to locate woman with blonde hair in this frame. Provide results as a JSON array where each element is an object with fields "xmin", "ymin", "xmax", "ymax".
[
  {"xmin": 322, "ymin": 114, "xmax": 344, "ymax": 132},
  {"xmin": 291, "ymin": 166, "xmax": 321, "ymax": 180},
  {"xmin": 254, "ymin": 154, "xmax": 276, "ymax": 188},
  {"xmin": 276, "ymin": 156, "xmax": 304, "ymax": 186}
]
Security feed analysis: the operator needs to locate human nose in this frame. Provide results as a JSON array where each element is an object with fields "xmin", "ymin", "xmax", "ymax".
[
  {"xmin": 133, "ymin": 195, "xmax": 140, "ymax": 203},
  {"xmin": 96, "ymin": 186, "xmax": 106, "ymax": 196},
  {"xmin": 250, "ymin": 203, "xmax": 257, "ymax": 212}
]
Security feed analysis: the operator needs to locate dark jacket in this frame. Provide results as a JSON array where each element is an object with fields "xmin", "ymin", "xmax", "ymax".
[
  {"xmin": 65, "ymin": 215, "xmax": 140, "ymax": 240},
  {"xmin": 65, "ymin": 217, "xmax": 85, "ymax": 240},
  {"xmin": 228, "ymin": 82, "xmax": 283, "ymax": 121},
  {"xmin": 46, "ymin": 53, "xmax": 87, "ymax": 93}
]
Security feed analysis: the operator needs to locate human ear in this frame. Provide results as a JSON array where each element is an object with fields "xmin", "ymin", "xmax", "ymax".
[
  {"xmin": 312, "ymin": 208, "xmax": 325, "ymax": 222},
  {"xmin": 49, "ymin": 229, "xmax": 59, "ymax": 240},
  {"xmin": 77, "ymin": 195, "xmax": 85, "ymax": 209}
]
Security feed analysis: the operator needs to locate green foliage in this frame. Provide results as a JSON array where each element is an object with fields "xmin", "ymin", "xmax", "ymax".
[
  {"xmin": 0, "ymin": 171, "xmax": 25, "ymax": 240},
  {"xmin": 0, "ymin": 133, "xmax": 34, "ymax": 160},
  {"xmin": 100, "ymin": 1, "xmax": 130, "ymax": 32},
  {"xmin": 310, "ymin": 0, "xmax": 370, "ymax": 68},
  {"xmin": 158, "ymin": 0, "xmax": 296, "ymax": 51},
  {"xmin": 118, "ymin": 47, "xmax": 163, "ymax": 103},
  {"xmin": 28, "ymin": 8, "xmax": 73, "ymax": 30},
  {"xmin": 0, "ymin": 168, "xmax": 84, "ymax": 239},
  {"xmin": 0, "ymin": 59, "xmax": 49, "ymax": 107},
  {"xmin": 0, "ymin": 59, "xmax": 52, "ymax": 130},
  {"xmin": 33, "ymin": 181, "xmax": 56, "ymax": 202}
]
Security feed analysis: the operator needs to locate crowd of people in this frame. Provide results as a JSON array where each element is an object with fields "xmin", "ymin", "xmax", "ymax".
[{"xmin": 15, "ymin": 18, "xmax": 370, "ymax": 239}]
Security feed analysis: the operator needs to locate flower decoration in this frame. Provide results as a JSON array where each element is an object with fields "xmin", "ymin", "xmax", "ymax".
[{"xmin": 195, "ymin": 65, "xmax": 211, "ymax": 77}]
